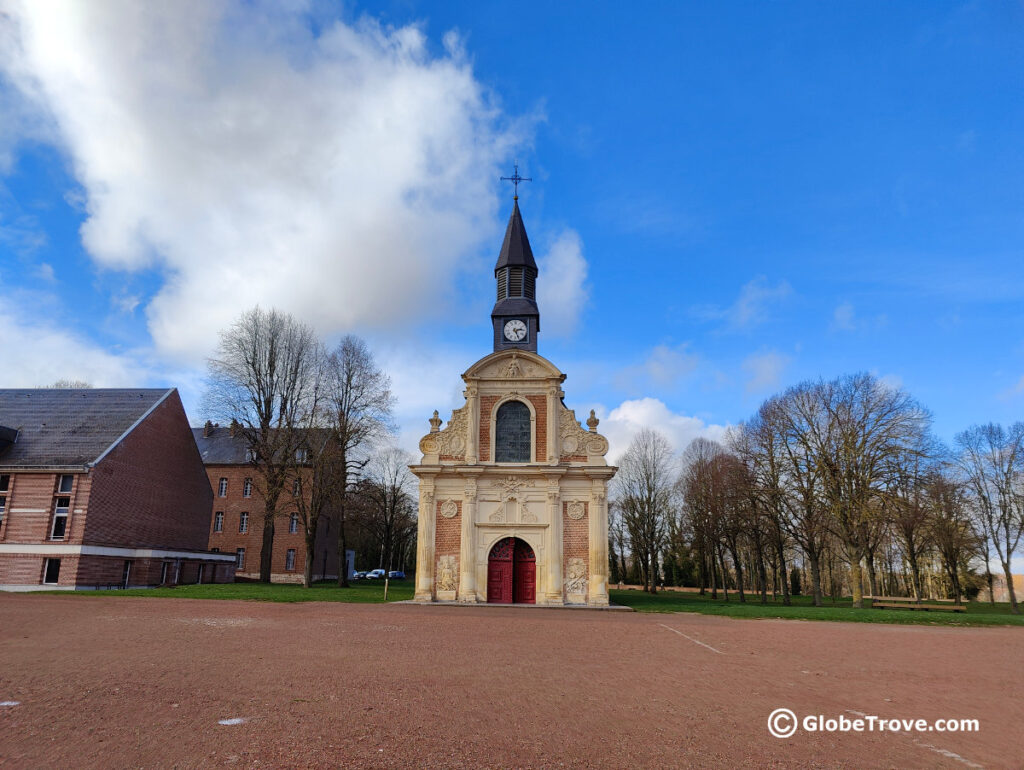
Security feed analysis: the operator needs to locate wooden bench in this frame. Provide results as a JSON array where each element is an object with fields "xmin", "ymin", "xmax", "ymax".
[{"xmin": 871, "ymin": 601, "xmax": 967, "ymax": 612}]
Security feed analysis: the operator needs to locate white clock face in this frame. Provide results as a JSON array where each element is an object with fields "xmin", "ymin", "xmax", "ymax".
[{"xmin": 503, "ymin": 319, "xmax": 527, "ymax": 342}]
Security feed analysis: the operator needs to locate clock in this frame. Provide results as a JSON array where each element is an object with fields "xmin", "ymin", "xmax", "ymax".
[{"xmin": 503, "ymin": 319, "xmax": 528, "ymax": 342}]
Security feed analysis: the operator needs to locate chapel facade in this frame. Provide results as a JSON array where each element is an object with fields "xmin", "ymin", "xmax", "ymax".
[{"xmin": 410, "ymin": 196, "xmax": 616, "ymax": 605}]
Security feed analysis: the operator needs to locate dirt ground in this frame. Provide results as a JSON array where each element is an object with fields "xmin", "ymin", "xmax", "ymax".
[{"xmin": 1, "ymin": 595, "xmax": 1021, "ymax": 769}]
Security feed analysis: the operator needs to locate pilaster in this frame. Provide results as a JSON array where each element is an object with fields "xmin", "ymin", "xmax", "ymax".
[
  {"xmin": 414, "ymin": 483, "xmax": 436, "ymax": 602},
  {"xmin": 544, "ymin": 476, "xmax": 564, "ymax": 604},
  {"xmin": 458, "ymin": 477, "xmax": 479, "ymax": 601},
  {"xmin": 588, "ymin": 480, "xmax": 610, "ymax": 606}
]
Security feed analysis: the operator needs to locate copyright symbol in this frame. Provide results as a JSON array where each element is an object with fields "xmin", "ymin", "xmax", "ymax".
[{"xmin": 768, "ymin": 708, "xmax": 798, "ymax": 738}]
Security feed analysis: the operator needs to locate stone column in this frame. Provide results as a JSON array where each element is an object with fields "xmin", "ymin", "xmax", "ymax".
[
  {"xmin": 414, "ymin": 487, "xmax": 435, "ymax": 602},
  {"xmin": 465, "ymin": 385, "xmax": 479, "ymax": 464},
  {"xmin": 588, "ymin": 483, "xmax": 610, "ymax": 606},
  {"xmin": 545, "ymin": 479, "xmax": 563, "ymax": 604},
  {"xmin": 547, "ymin": 384, "xmax": 559, "ymax": 465},
  {"xmin": 458, "ymin": 479, "xmax": 478, "ymax": 602}
]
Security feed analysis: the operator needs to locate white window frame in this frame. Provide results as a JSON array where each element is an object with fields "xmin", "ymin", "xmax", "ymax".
[
  {"xmin": 213, "ymin": 511, "xmax": 224, "ymax": 532},
  {"xmin": 289, "ymin": 513, "xmax": 299, "ymax": 534},
  {"xmin": 50, "ymin": 496, "xmax": 70, "ymax": 540},
  {"xmin": 236, "ymin": 548, "xmax": 245, "ymax": 569},
  {"xmin": 243, "ymin": 478, "xmax": 253, "ymax": 498},
  {"xmin": 43, "ymin": 557, "xmax": 61, "ymax": 585},
  {"xmin": 239, "ymin": 512, "xmax": 249, "ymax": 534},
  {"xmin": 58, "ymin": 474, "xmax": 73, "ymax": 494},
  {"xmin": 218, "ymin": 478, "xmax": 228, "ymax": 497},
  {"xmin": 285, "ymin": 549, "xmax": 296, "ymax": 571}
]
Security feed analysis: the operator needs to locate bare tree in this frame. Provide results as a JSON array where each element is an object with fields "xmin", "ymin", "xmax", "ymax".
[
  {"xmin": 205, "ymin": 307, "xmax": 322, "ymax": 582},
  {"xmin": 290, "ymin": 426, "xmax": 342, "ymax": 587},
  {"xmin": 352, "ymin": 449, "xmax": 417, "ymax": 573},
  {"xmin": 956, "ymin": 423, "xmax": 1024, "ymax": 613},
  {"xmin": 615, "ymin": 429, "xmax": 675, "ymax": 593},
  {"xmin": 924, "ymin": 472, "xmax": 978, "ymax": 605},
  {"xmin": 325, "ymin": 335, "xmax": 394, "ymax": 587},
  {"xmin": 806, "ymin": 374, "xmax": 931, "ymax": 608},
  {"xmin": 46, "ymin": 379, "xmax": 93, "ymax": 388}
]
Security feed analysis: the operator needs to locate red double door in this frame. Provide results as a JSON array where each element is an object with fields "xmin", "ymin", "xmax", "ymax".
[{"xmin": 486, "ymin": 537, "xmax": 536, "ymax": 604}]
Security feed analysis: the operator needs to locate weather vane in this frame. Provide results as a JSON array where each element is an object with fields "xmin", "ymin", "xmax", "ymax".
[{"xmin": 500, "ymin": 161, "xmax": 532, "ymax": 200}]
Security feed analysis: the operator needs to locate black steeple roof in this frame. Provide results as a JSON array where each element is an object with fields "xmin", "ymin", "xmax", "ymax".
[{"xmin": 494, "ymin": 200, "xmax": 537, "ymax": 272}]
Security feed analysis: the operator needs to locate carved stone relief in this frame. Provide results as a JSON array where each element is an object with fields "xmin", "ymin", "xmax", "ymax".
[
  {"xmin": 440, "ymin": 499, "xmax": 458, "ymax": 519},
  {"xmin": 437, "ymin": 555, "xmax": 458, "ymax": 592},
  {"xmin": 565, "ymin": 558, "xmax": 587, "ymax": 596},
  {"xmin": 567, "ymin": 501, "xmax": 585, "ymax": 520}
]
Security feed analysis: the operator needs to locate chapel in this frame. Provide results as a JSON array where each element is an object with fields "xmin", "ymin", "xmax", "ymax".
[{"xmin": 410, "ymin": 191, "xmax": 616, "ymax": 605}]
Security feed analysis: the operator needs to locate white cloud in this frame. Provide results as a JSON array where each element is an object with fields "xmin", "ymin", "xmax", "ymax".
[
  {"xmin": 536, "ymin": 228, "xmax": 587, "ymax": 337},
  {"xmin": 0, "ymin": 302, "xmax": 149, "ymax": 387},
  {"xmin": 832, "ymin": 301, "xmax": 856, "ymax": 331},
  {"xmin": 597, "ymin": 397, "xmax": 729, "ymax": 462},
  {"xmin": 1, "ymin": 1, "xmax": 526, "ymax": 364},
  {"xmin": 693, "ymin": 276, "xmax": 792, "ymax": 329},
  {"xmin": 742, "ymin": 350, "xmax": 790, "ymax": 394},
  {"xmin": 612, "ymin": 343, "xmax": 702, "ymax": 393}
]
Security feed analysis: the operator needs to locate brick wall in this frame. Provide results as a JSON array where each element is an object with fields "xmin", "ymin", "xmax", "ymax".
[
  {"xmin": 0, "ymin": 472, "xmax": 93, "ymax": 544},
  {"xmin": 434, "ymin": 499, "xmax": 461, "ymax": 556},
  {"xmin": 478, "ymin": 396, "xmax": 499, "ymax": 461},
  {"xmin": 86, "ymin": 392, "xmax": 212, "ymax": 550},
  {"xmin": 526, "ymin": 394, "xmax": 547, "ymax": 462},
  {"xmin": 204, "ymin": 465, "xmax": 338, "ymax": 581},
  {"xmin": 563, "ymin": 500, "xmax": 589, "ymax": 586}
]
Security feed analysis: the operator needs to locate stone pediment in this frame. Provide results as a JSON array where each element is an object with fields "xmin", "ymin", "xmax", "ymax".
[{"xmin": 463, "ymin": 350, "xmax": 564, "ymax": 382}]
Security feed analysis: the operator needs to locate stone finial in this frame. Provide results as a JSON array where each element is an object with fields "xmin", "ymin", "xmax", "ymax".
[
  {"xmin": 586, "ymin": 409, "xmax": 599, "ymax": 432},
  {"xmin": 429, "ymin": 410, "xmax": 442, "ymax": 433}
]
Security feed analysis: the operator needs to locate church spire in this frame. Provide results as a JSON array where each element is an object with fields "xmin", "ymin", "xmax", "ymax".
[{"xmin": 491, "ymin": 190, "xmax": 540, "ymax": 353}]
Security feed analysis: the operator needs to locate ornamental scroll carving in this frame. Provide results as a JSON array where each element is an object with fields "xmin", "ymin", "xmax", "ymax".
[
  {"xmin": 420, "ymin": 404, "xmax": 470, "ymax": 458},
  {"xmin": 567, "ymin": 501, "xmax": 585, "ymax": 520},
  {"xmin": 437, "ymin": 556, "xmax": 457, "ymax": 592},
  {"xmin": 559, "ymin": 406, "xmax": 609, "ymax": 457},
  {"xmin": 565, "ymin": 558, "xmax": 587, "ymax": 595},
  {"xmin": 440, "ymin": 499, "xmax": 458, "ymax": 519}
]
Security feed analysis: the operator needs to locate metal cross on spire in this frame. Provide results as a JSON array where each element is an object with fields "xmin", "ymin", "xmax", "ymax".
[{"xmin": 500, "ymin": 162, "xmax": 532, "ymax": 200}]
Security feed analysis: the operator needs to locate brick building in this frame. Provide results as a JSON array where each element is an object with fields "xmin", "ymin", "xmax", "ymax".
[
  {"xmin": 193, "ymin": 422, "xmax": 351, "ymax": 583},
  {"xmin": 411, "ymin": 199, "xmax": 616, "ymax": 605},
  {"xmin": 0, "ymin": 389, "xmax": 235, "ymax": 590}
]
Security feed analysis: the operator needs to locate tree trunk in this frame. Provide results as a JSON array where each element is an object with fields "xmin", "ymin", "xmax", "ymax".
[
  {"xmin": 1001, "ymin": 560, "xmax": 1019, "ymax": 614},
  {"xmin": 336, "ymin": 496, "xmax": 349, "ymax": 588},
  {"xmin": 775, "ymin": 537, "xmax": 791, "ymax": 606},
  {"xmin": 909, "ymin": 557, "xmax": 923, "ymax": 601},
  {"xmin": 303, "ymin": 525, "xmax": 317, "ymax": 588},
  {"xmin": 718, "ymin": 546, "xmax": 729, "ymax": 602},
  {"xmin": 729, "ymin": 544, "xmax": 745, "ymax": 603},
  {"xmin": 865, "ymin": 552, "xmax": 878, "ymax": 600},
  {"xmin": 259, "ymin": 507, "xmax": 275, "ymax": 583},
  {"xmin": 808, "ymin": 552, "xmax": 823, "ymax": 607},
  {"xmin": 849, "ymin": 558, "xmax": 865, "ymax": 609}
]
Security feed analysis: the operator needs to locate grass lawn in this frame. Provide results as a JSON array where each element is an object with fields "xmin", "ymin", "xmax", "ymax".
[
  {"xmin": 40, "ymin": 578, "xmax": 415, "ymax": 603},
  {"xmin": 610, "ymin": 588, "xmax": 1024, "ymax": 627}
]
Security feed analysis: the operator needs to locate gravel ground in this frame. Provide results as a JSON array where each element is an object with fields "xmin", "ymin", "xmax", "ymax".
[{"xmin": 0, "ymin": 595, "xmax": 1020, "ymax": 768}]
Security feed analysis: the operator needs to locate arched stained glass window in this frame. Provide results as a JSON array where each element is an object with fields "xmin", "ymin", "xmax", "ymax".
[{"xmin": 495, "ymin": 400, "xmax": 531, "ymax": 462}]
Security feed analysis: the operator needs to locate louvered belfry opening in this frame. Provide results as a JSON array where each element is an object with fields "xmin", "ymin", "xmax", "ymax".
[{"xmin": 496, "ymin": 266, "xmax": 537, "ymax": 300}]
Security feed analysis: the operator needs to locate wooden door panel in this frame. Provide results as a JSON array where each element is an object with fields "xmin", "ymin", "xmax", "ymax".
[{"xmin": 487, "ymin": 561, "xmax": 512, "ymax": 603}]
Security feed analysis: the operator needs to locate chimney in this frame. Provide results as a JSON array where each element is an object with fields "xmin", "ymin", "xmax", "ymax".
[
  {"xmin": 230, "ymin": 419, "xmax": 240, "ymax": 437},
  {"xmin": 202, "ymin": 420, "xmax": 213, "ymax": 438}
]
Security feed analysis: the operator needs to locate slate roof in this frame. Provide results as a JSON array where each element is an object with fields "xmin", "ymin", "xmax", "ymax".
[
  {"xmin": 0, "ymin": 389, "xmax": 173, "ymax": 468},
  {"xmin": 192, "ymin": 425, "xmax": 249, "ymax": 465},
  {"xmin": 494, "ymin": 200, "xmax": 537, "ymax": 271}
]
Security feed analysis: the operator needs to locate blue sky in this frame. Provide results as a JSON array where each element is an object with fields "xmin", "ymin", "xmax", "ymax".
[{"xmin": 1, "ymin": 1, "xmax": 1022, "ymax": 458}]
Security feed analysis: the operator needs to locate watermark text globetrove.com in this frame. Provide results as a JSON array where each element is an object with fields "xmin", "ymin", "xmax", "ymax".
[{"xmin": 767, "ymin": 708, "xmax": 979, "ymax": 739}]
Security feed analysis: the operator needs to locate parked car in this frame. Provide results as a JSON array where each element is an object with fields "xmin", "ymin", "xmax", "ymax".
[
  {"xmin": 366, "ymin": 569, "xmax": 387, "ymax": 579},
  {"xmin": 388, "ymin": 571, "xmax": 405, "ymax": 579},
  {"xmin": 352, "ymin": 571, "xmax": 367, "ymax": 580}
]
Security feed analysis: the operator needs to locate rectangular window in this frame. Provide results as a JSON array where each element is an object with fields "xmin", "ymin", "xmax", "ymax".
[
  {"xmin": 58, "ymin": 474, "xmax": 73, "ymax": 493},
  {"xmin": 285, "ymin": 549, "xmax": 296, "ymax": 571},
  {"xmin": 243, "ymin": 478, "xmax": 253, "ymax": 498},
  {"xmin": 218, "ymin": 478, "xmax": 228, "ymax": 497},
  {"xmin": 289, "ymin": 513, "xmax": 299, "ymax": 534},
  {"xmin": 293, "ymin": 479, "xmax": 300, "ymax": 496},
  {"xmin": 50, "ymin": 496, "xmax": 70, "ymax": 540},
  {"xmin": 43, "ymin": 558, "xmax": 61, "ymax": 584},
  {"xmin": 245, "ymin": 448, "xmax": 255, "ymax": 463},
  {"xmin": 236, "ymin": 548, "xmax": 245, "ymax": 569},
  {"xmin": 160, "ymin": 561, "xmax": 170, "ymax": 585},
  {"xmin": 213, "ymin": 512, "xmax": 224, "ymax": 532},
  {"xmin": 0, "ymin": 474, "xmax": 9, "ymax": 492},
  {"xmin": 239, "ymin": 512, "xmax": 248, "ymax": 533},
  {"xmin": 295, "ymin": 448, "xmax": 308, "ymax": 463}
]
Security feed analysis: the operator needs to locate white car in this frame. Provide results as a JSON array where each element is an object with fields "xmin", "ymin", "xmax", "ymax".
[{"xmin": 366, "ymin": 569, "xmax": 387, "ymax": 579}]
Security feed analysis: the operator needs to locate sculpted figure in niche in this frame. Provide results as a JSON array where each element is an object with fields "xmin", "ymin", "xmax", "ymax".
[{"xmin": 437, "ymin": 556, "xmax": 457, "ymax": 592}]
